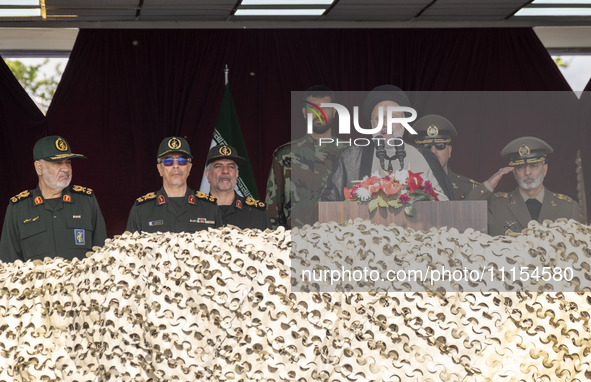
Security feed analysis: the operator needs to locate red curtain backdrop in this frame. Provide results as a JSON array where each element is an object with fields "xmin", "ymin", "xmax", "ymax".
[
  {"xmin": 0, "ymin": 58, "xmax": 46, "ymax": 206},
  {"xmin": 0, "ymin": 28, "xmax": 579, "ymax": 236}
]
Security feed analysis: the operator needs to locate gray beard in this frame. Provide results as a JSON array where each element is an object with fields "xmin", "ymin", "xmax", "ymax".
[{"xmin": 516, "ymin": 174, "xmax": 543, "ymax": 190}]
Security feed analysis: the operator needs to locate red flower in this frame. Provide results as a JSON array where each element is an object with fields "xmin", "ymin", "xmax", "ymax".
[
  {"xmin": 407, "ymin": 170, "xmax": 424, "ymax": 193},
  {"xmin": 424, "ymin": 180, "xmax": 438, "ymax": 201},
  {"xmin": 399, "ymin": 193, "xmax": 411, "ymax": 203},
  {"xmin": 344, "ymin": 187, "xmax": 353, "ymax": 200},
  {"xmin": 380, "ymin": 177, "xmax": 402, "ymax": 196},
  {"xmin": 361, "ymin": 176, "xmax": 381, "ymax": 194}
]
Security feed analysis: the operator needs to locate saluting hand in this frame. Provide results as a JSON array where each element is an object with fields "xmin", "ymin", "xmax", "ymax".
[{"xmin": 486, "ymin": 166, "xmax": 513, "ymax": 190}]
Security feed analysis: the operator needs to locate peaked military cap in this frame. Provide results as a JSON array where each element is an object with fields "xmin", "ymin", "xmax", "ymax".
[
  {"xmin": 206, "ymin": 145, "xmax": 246, "ymax": 166},
  {"xmin": 363, "ymin": 84, "xmax": 411, "ymax": 122},
  {"xmin": 157, "ymin": 136, "xmax": 193, "ymax": 159},
  {"xmin": 413, "ymin": 114, "xmax": 457, "ymax": 146},
  {"xmin": 33, "ymin": 136, "xmax": 87, "ymax": 162},
  {"xmin": 500, "ymin": 136, "xmax": 553, "ymax": 166}
]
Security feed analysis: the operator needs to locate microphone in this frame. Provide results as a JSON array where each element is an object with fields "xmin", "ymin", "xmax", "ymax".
[
  {"xmin": 395, "ymin": 141, "xmax": 406, "ymax": 171},
  {"xmin": 374, "ymin": 135, "xmax": 387, "ymax": 172},
  {"xmin": 374, "ymin": 135, "xmax": 388, "ymax": 171}
]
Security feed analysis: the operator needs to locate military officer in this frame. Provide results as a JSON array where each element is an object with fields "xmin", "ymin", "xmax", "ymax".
[
  {"xmin": 126, "ymin": 136, "xmax": 222, "ymax": 233},
  {"xmin": 413, "ymin": 114, "xmax": 512, "ymax": 200},
  {"xmin": 204, "ymin": 145, "xmax": 270, "ymax": 230},
  {"xmin": 266, "ymin": 85, "xmax": 343, "ymax": 229},
  {"xmin": 488, "ymin": 136, "xmax": 582, "ymax": 236},
  {"xmin": 0, "ymin": 136, "xmax": 107, "ymax": 262}
]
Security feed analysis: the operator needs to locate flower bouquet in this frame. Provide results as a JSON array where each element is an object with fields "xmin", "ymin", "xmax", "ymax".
[{"xmin": 344, "ymin": 170, "xmax": 439, "ymax": 217}]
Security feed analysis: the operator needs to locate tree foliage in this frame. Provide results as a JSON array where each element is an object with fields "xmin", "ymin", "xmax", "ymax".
[
  {"xmin": 5, "ymin": 58, "xmax": 63, "ymax": 113},
  {"xmin": 553, "ymin": 56, "xmax": 569, "ymax": 69}
]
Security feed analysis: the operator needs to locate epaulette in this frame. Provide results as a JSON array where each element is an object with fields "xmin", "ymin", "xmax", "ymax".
[
  {"xmin": 554, "ymin": 193, "xmax": 575, "ymax": 203},
  {"xmin": 245, "ymin": 197, "xmax": 266, "ymax": 210},
  {"xmin": 492, "ymin": 192, "xmax": 510, "ymax": 199},
  {"xmin": 71, "ymin": 185, "xmax": 94, "ymax": 196},
  {"xmin": 9, "ymin": 190, "xmax": 32, "ymax": 204},
  {"xmin": 468, "ymin": 178, "xmax": 480, "ymax": 185},
  {"xmin": 195, "ymin": 191, "xmax": 216, "ymax": 204},
  {"xmin": 135, "ymin": 192, "xmax": 157, "ymax": 205}
]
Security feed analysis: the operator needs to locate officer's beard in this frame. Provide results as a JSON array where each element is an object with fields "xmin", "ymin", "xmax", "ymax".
[
  {"xmin": 40, "ymin": 161, "xmax": 72, "ymax": 192},
  {"xmin": 515, "ymin": 172, "xmax": 544, "ymax": 191},
  {"xmin": 312, "ymin": 119, "xmax": 334, "ymax": 135}
]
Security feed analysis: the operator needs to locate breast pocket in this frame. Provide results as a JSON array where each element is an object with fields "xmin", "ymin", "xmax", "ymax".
[
  {"xmin": 66, "ymin": 214, "xmax": 94, "ymax": 249},
  {"xmin": 21, "ymin": 219, "xmax": 49, "ymax": 260}
]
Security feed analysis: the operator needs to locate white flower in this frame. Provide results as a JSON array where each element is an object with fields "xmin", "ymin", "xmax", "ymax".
[
  {"xmin": 354, "ymin": 187, "xmax": 372, "ymax": 201},
  {"xmin": 394, "ymin": 170, "xmax": 408, "ymax": 184}
]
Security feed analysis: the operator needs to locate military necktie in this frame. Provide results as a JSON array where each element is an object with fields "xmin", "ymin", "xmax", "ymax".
[{"xmin": 525, "ymin": 198, "xmax": 542, "ymax": 221}]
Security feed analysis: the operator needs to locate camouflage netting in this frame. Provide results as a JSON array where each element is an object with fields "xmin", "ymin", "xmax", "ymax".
[
  {"xmin": 0, "ymin": 221, "xmax": 589, "ymax": 381},
  {"xmin": 292, "ymin": 218, "xmax": 591, "ymax": 293}
]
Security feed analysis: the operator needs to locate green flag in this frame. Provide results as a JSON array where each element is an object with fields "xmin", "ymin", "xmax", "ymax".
[{"xmin": 200, "ymin": 84, "xmax": 259, "ymax": 199}]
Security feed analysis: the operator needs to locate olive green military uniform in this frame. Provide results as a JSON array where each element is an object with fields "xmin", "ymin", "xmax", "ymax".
[
  {"xmin": 488, "ymin": 136, "xmax": 582, "ymax": 236},
  {"xmin": 413, "ymin": 114, "xmax": 491, "ymax": 201},
  {"xmin": 126, "ymin": 188, "xmax": 222, "ymax": 233},
  {"xmin": 448, "ymin": 169, "xmax": 491, "ymax": 201},
  {"xmin": 218, "ymin": 192, "xmax": 271, "ymax": 230},
  {"xmin": 488, "ymin": 188, "xmax": 581, "ymax": 236},
  {"xmin": 0, "ymin": 185, "xmax": 107, "ymax": 262},
  {"xmin": 265, "ymin": 135, "xmax": 343, "ymax": 229}
]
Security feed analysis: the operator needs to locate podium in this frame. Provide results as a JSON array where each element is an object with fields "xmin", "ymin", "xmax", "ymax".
[{"xmin": 317, "ymin": 201, "xmax": 487, "ymax": 233}]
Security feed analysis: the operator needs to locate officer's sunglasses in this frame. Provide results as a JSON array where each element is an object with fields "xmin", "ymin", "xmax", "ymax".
[
  {"xmin": 158, "ymin": 158, "xmax": 191, "ymax": 166},
  {"xmin": 423, "ymin": 143, "xmax": 450, "ymax": 151}
]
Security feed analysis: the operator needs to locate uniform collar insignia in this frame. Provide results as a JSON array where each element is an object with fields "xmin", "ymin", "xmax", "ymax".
[
  {"xmin": 158, "ymin": 194, "xmax": 166, "ymax": 205},
  {"xmin": 34, "ymin": 196, "xmax": 43, "ymax": 205},
  {"xmin": 63, "ymin": 194, "xmax": 72, "ymax": 203},
  {"xmin": 188, "ymin": 194, "xmax": 195, "ymax": 205},
  {"xmin": 503, "ymin": 221, "xmax": 517, "ymax": 235},
  {"xmin": 236, "ymin": 198, "xmax": 242, "ymax": 209}
]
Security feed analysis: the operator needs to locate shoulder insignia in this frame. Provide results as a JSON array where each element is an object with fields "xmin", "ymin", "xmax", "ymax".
[
  {"xmin": 554, "ymin": 193, "xmax": 574, "ymax": 203},
  {"xmin": 245, "ymin": 197, "xmax": 266, "ymax": 210},
  {"xmin": 135, "ymin": 192, "xmax": 157, "ymax": 205},
  {"xmin": 71, "ymin": 185, "xmax": 94, "ymax": 196},
  {"xmin": 195, "ymin": 191, "xmax": 216, "ymax": 203},
  {"xmin": 10, "ymin": 190, "xmax": 32, "ymax": 204},
  {"xmin": 493, "ymin": 192, "xmax": 510, "ymax": 199},
  {"xmin": 468, "ymin": 178, "xmax": 480, "ymax": 185}
]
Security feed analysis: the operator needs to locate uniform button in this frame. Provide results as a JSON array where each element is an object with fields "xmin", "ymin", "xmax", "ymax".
[{"xmin": 53, "ymin": 216, "xmax": 57, "ymax": 219}]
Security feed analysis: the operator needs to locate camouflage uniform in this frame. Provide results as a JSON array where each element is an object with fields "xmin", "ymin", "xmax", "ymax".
[{"xmin": 266, "ymin": 135, "xmax": 343, "ymax": 229}]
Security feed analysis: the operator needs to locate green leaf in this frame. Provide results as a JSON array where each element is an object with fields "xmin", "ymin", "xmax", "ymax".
[
  {"xmin": 377, "ymin": 195, "xmax": 389, "ymax": 208},
  {"xmin": 410, "ymin": 190, "xmax": 435, "ymax": 203},
  {"xmin": 388, "ymin": 199, "xmax": 402, "ymax": 209},
  {"xmin": 404, "ymin": 203, "xmax": 416, "ymax": 217},
  {"xmin": 369, "ymin": 197, "xmax": 379, "ymax": 212}
]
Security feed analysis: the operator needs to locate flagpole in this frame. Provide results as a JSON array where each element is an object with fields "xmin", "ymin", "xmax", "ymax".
[{"xmin": 200, "ymin": 63, "xmax": 259, "ymax": 198}]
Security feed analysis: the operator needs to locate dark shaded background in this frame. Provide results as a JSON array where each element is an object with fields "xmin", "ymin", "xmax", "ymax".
[{"xmin": 0, "ymin": 28, "xmax": 586, "ymax": 236}]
